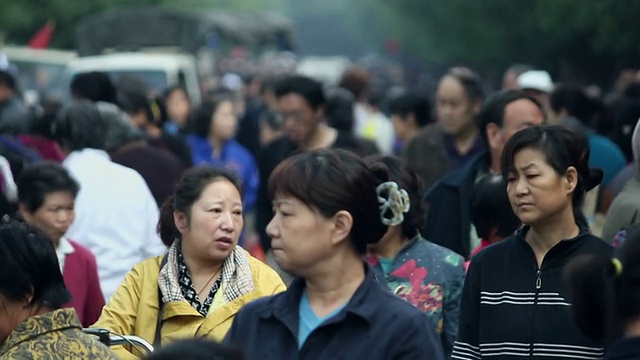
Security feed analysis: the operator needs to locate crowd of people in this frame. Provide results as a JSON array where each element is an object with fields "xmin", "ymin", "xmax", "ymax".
[{"xmin": 0, "ymin": 61, "xmax": 640, "ymax": 360}]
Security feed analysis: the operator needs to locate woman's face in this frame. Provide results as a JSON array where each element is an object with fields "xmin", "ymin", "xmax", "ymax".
[
  {"xmin": 266, "ymin": 194, "xmax": 340, "ymax": 275},
  {"xmin": 436, "ymin": 75, "xmax": 480, "ymax": 136},
  {"xmin": 176, "ymin": 179, "xmax": 244, "ymax": 264},
  {"xmin": 21, "ymin": 191, "xmax": 75, "ymax": 244},
  {"xmin": 166, "ymin": 89, "xmax": 191, "ymax": 126},
  {"xmin": 210, "ymin": 101, "xmax": 238, "ymax": 141},
  {"xmin": 506, "ymin": 147, "xmax": 577, "ymax": 226}
]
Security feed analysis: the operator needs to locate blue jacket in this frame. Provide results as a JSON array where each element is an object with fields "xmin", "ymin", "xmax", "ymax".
[
  {"xmin": 187, "ymin": 136, "xmax": 259, "ymax": 211},
  {"xmin": 224, "ymin": 264, "xmax": 444, "ymax": 360},
  {"xmin": 423, "ymin": 152, "xmax": 490, "ymax": 258}
]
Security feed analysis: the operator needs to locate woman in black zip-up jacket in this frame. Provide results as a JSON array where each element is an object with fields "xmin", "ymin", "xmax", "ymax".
[{"xmin": 452, "ymin": 125, "xmax": 612, "ymax": 360}]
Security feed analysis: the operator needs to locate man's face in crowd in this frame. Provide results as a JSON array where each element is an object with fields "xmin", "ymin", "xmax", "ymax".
[
  {"xmin": 277, "ymin": 93, "xmax": 322, "ymax": 144},
  {"xmin": 487, "ymin": 98, "xmax": 545, "ymax": 156}
]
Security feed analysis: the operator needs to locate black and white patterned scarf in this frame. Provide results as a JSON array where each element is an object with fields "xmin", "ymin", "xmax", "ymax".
[
  {"xmin": 158, "ymin": 239, "xmax": 256, "ymax": 317},
  {"xmin": 176, "ymin": 249, "xmax": 222, "ymax": 316}
]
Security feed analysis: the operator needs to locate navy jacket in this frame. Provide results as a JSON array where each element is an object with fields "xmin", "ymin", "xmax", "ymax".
[
  {"xmin": 607, "ymin": 337, "xmax": 640, "ymax": 359},
  {"xmin": 224, "ymin": 264, "xmax": 444, "ymax": 360},
  {"xmin": 423, "ymin": 152, "xmax": 490, "ymax": 258}
]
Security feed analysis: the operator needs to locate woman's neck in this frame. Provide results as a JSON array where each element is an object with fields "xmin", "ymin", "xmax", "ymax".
[
  {"xmin": 371, "ymin": 228, "xmax": 410, "ymax": 259},
  {"xmin": 208, "ymin": 136, "xmax": 226, "ymax": 158},
  {"xmin": 181, "ymin": 243, "xmax": 224, "ymax": 277},
  {"xmin": 526, "ymin": 207, "xmax": 579, "ymax": 265},
  {"xmin": 304, "ymin": 250, "xmax": 365, "ymax": 318}
]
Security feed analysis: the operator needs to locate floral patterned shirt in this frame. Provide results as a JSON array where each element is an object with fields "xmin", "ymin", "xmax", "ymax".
[
  {"xmin": 365, "ymin": 235, "xmax": 466, "ymax": 357},
  {"xmin": 0, "ymin": 308, "xmax": 117, "ymax": 359}
]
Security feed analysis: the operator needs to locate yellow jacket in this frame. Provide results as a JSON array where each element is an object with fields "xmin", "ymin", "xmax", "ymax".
[{"xmin": 93, "ymin": 249, "xmax": 285, "ymax": 359}]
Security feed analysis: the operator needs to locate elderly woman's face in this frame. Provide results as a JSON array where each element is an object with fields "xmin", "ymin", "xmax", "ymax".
[{"xmin": 0, "ymin": 296, "xmax": 31, "ymax": 345}]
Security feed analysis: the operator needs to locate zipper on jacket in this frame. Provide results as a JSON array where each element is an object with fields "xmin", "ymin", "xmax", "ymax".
[{"xmin": 530, "ymin": 267, "xmax": 542, "ymax": 357}]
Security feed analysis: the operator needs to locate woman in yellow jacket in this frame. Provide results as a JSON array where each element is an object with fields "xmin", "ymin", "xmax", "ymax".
[{"xmin": 93, "ymin": 166, "xmax": 285, "ymax": 359}]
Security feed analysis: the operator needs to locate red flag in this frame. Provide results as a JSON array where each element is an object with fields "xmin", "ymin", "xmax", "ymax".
[{"xmin": 28, "ymin": 20, "xmax": 55, "ymax": 49}]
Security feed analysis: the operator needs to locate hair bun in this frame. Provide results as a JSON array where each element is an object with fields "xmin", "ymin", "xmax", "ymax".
[
  {"xmin": 368, "ymin": 161, "xmax": 390, "ymax": 184},
  {"xmin": 585, "ymin": 168, "xmax": 603, "ymax": 191}
]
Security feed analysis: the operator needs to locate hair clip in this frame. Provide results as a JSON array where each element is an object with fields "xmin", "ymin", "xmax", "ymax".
[
  {"xmin": 376, "ymin": 181, "xmax": 410, "ymax": 226},
  {"xmin": 611, "ymin": 258, "xmax": 623, "ymax": 277}
]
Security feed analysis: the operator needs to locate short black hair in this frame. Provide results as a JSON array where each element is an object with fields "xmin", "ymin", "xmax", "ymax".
[
  {"xmin": 52, "ymin": 101, "xmax": 108, "ymax": 151},
  {"xmin": 388, "ymin": 92, "xmax": 431, "ymax": 127},
  {"xmin": 274, "ymin": 75, "xmax": 325, "ymax": 110},
  {"xmin": 18, "ymin": 162, "xmax": 79, "ymax": 213},
  {"xmin": 0, "ymin": 220, "xmax": 71, "ymax": 308},
  {"xmin": 325, "ymin": 87, "xmax": 355, "ymax": 132},
  {"xmin": 550, "ymin": 84, "xmax": 602, "ymax": 128},
  {"xmin": 471, "ymin": 174, "xmax": 520, "ymax": 240},
  {"xmin": 147, "ymin": 338, "xmax": 245, "ymax": 360},
  {"xmin": 269, "ymin": 149, "xmax": 388, "ymax": 255},
  {"xmin": 476, "ymin": 90, "xmax": 543, "ymax": 145},
  {"xmin": 0, "ymin": 70, "xmax": 17, "ymax": 91},
  {"xmin": 70, "ymin": 72, "xmax": 118, "ymax": 105}
]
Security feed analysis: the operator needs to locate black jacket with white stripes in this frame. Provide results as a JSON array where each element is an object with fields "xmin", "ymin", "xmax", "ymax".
[{"xmin": 452, "ymin": 226, "xmax": 612, "ymax": 360}]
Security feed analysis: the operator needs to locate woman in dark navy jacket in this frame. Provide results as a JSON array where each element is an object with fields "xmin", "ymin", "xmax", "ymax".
[
  {"xmin": 224, "ymin": 149, "xmax": 444, "ymax": 360},
  {"xmin": 452, "ymin": 125, "xmax": 612, "ymax": 360},
  {"xmin": 566, "ymin": 224, "xmax": 640, "ymax": 359}
]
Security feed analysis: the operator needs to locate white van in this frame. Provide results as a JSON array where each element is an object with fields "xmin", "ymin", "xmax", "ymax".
[
  {"xmin": 62, "ymin": 52, "xmax": 202, "ymax": 106},
  {"xmin": 1, "ymin": 45, "xmax": 77, "ymax": 101}
]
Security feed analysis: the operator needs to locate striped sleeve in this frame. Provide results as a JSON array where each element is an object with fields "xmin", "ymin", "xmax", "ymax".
[
  {"xmin": 451, "ymin": 255, "xmax": 482, "ymax": 359},
  {"xmin": 452, "ymin": 342, "xmax": 480, "ymax": 359}
]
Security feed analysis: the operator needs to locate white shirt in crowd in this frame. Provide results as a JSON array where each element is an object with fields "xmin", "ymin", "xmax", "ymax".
[
  {"xmin": 63, "ymin": 148, "xmax": 166, "ymax": 301},
  {"xmin": 354, "ymin": 103, "xmax": 395, "ymax": 155}
]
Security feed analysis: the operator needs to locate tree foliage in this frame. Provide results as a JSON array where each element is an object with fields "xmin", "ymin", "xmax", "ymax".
[
  {"xmin": 366, "ymin": 0, "xmax": 640, "ymax": 85},
  {"xmin": 0, "ymin": 0, "xmax": 285, "ymax": 49}
]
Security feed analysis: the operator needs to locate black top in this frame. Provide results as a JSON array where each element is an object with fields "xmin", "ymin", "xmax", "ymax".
[
  {"xmin": 224, "ymin": 263, "xmax": 444, "ymax": 360},
  {"xmin": 149, "ymin": 132, "xmax": 193, "ymax": 168},
  {"xmin": 255, "ymin": 131, "xmax": 364, "ymax": 251},
  {"xmin": 423, "ymin": 152, "xmax": 490, "ymax": 257},
  {"xmin": 453, "ymin": 226, "xmax": 612, "ymax": 359}
]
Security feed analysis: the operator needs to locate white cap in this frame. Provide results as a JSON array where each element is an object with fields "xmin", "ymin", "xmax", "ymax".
[
  {"xmin": 221, "ymin": 73, "xmax": 243, "ymax": 92},
  {"xmin": 517, "ymin": 70, "xmax": 554, "ymax": 93}
]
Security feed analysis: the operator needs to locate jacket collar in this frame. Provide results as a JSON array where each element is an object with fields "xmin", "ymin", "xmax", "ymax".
[
  {"xmin": 255, "ymin": 263, "xmax": 380, "ymax": 335},
  {"xmin": 515, "ymin": 225, "xmax": 593, "ymax": 269},
  {"xmin": 0, "ymin": 308, "xmax": 81, "ymax": 354},
  {"xmin": 438, "ymin": 151, "xmax": 491, "ymax": 188},
  {"xmin": 63, "ymin": 148, "xmax": 110, "ymax": 166}
]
